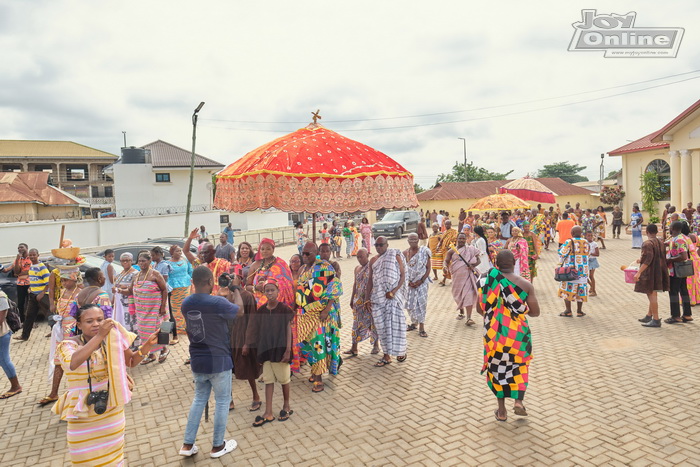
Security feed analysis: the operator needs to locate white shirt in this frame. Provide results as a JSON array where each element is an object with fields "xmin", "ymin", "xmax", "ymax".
[
  {"xmin": 472, "ymin": 236, "xmax": 491, "ymax": 275},
  {"xmin": 436, "ymin": 214, "xmax": 444, "ymax": 226}
]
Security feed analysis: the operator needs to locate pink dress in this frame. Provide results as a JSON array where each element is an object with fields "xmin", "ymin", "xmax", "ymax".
[
  {"xmin": 360, "ymin": 223, "xmax": 372, "ymax": 254},
  {"xmin": 508, "ymin": 237, "xmax": 531, "ymax": 281},
  {"xmin": 687, "ymin": 239, "xmax": 700, "ymax": 305}
]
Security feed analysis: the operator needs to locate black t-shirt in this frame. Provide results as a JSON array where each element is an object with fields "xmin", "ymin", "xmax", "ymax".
[{"xmin": 253, "ymin": 302, "xmax": 294, "ymax": 363}]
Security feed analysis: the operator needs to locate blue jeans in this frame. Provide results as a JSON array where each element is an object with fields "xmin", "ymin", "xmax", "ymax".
[
  {"xmin": 183, "ymin": 369, "xmax": 232, "ymax": 446},
  {"xmin": 0, "ymin": 332, "xmax": 17, "ymax": 379}
]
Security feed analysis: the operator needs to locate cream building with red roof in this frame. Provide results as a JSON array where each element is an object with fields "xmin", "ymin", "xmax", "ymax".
[{"xmin": 609, "ymin": 98, "xmax": 700, "ymax": 218}]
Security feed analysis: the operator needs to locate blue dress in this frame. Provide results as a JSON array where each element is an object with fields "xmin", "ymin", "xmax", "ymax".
[{"xmin": 630, "ymin": 211, "xmax": 643, "ymax": 248}]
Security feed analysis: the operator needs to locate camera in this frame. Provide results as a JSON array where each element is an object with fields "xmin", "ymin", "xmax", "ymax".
[
  {"xmin": 87, "ymin": 390, "xmax": 109, "ymax": 414},
  {"xmin": 218, "ymin": 273, "xmax": 241, "ymax": 292}
]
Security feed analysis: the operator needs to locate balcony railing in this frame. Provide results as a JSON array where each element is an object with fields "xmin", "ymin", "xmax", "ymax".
[
  {"xmin": 49, "ymin": 173, "xmax": 113, "ymax": 184},
  {"xmin": 87, "ymin": 197, "xmax": 115, "ymax": 206}
]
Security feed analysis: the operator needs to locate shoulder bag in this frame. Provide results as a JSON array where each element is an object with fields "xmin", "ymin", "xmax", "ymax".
[{"xmin": 554, "ymin": 242, "xmax": 579, "ymax": 282}]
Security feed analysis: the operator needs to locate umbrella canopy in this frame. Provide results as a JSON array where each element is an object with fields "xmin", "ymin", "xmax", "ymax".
[
  {"xmin": 468, "ymin": 193, "xmax": 531, "ymax": 212},
  {"xmin": 499, "ymin": 177, "xmax": 557, "ymax": 203},
  {"xmin": 214, "ymin": 123, "xmax": 418, "ymax": 213}
]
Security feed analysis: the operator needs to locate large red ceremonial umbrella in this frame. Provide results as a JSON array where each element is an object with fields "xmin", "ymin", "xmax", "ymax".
[
  {"xmin": 214, "ymin": 121, "xmax": 418, "ymax": 238},
  {"xmin": 499, "ymin": 176, "xmax": 556, "ymax": 203}
]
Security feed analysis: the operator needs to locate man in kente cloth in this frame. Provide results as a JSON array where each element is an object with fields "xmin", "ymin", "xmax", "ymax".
[
  {"xmin": 478, "ymin": 250, "xmax": 540, "ymax": 422},
  {"xmin": 369, "ymin": 236, "xmax": 407, "ymax": 367},
  {"xmin": 296, "ymin": 242, "xmax": 342, "ymax": 394},
  {"xmin": 403, "ymin": 233, "xmax": 432, "ymax": 338},
  {"xmin": 343, "ymin": 248, "xmax": 380, "ymax": 357},
  {"xmin": 438, "ymin": 219, "xmax": 459, "ymax": 286}
]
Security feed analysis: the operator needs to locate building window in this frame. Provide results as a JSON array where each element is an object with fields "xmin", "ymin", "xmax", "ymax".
[
  {"xmin": 645, "ymin": 159, "xmax": 671, "ymax": 200},
  {"xmin": 91, "ymin": 186, "xmax": 99, "ymax": 198},
  {"xmin": 104, "ymin": 186, "xmax": 113, "ymax": 197},
  {"xmin": 155, "ymin": 173, "xmax": 171, "ymax": 183}
]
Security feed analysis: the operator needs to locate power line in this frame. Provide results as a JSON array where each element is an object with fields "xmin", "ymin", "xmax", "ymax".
[
  {"xmin": 201, "ymin": 70, "xmax": 700, "ymax": 125},
  {"xmin": 200, "ymin": 74, "xmax": 700, "ymax": 133}
]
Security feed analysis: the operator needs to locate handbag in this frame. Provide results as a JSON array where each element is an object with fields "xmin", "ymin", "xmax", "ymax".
[
  {"xmin": 554, "ymin": 248, "xmax": 579, "ymax": 282},
  {"xmin": 673, "ymin": 260, "xmax": 695, "ymax": 278},
  {"xmin": 4, "ymin": 296, "xmax": 21, "ymax": 333}
]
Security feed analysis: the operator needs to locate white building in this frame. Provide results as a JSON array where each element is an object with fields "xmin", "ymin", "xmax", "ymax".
[{"xmin": 107, "ymin": 140, "xmax": 224, "ymax": 215}]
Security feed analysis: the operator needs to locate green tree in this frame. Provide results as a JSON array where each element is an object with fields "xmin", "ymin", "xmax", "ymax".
[
  {"xmin": 414, "ymin": 183, "xmax": 425, "ymax": 194},
  {"xmin": 436, "ymin": 161, "xmax": 513, "ymax": 185},
  {"xmin": 606, "ymin": 169, "xmax": 621, "ymax": 180},
  {"xmin": 537, "ymin": 162, "xmax": 589, "ymax": 184},
  {"xmin": 639, "ymin": 171, "xmax": 663, "ymax": 223}
]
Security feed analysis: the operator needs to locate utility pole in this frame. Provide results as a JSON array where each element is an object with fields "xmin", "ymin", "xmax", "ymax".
[
  {"xmin": 458, "ymin": 138, "xmax": 467, "ymax": 182},
  {"xmin": 121, "ymin": 131, "xmax": 127, "ymax": 147},
  {"xmin": 599, "ymin": 153, "xmax": 605, "ymax": 193},
  {"xmin": 184, "ymin": 102, "xmax": 205, "ymax": 237}
]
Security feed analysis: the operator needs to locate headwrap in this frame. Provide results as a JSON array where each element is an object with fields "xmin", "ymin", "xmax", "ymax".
[
  {"xmin": 522, "ymin": 221, "xmax": 530, "ymax": 226},
  {"xmin": 265, "ymin": 277, "xmax": 279, "ymax": 289},
  {"xmin": 59, "ymin": 266, "xmax": 81, "ymax": 281},
  {"xmin": 260, "ymin": 238, "xmax": 275, "ymax": 249},
  {"xmin": 511, "ymin": 227, "xmax": 523, "ymax": 238}
]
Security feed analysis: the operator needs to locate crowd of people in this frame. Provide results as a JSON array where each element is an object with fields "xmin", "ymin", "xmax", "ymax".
[{"xmin": 2, "ymin": 201, "xmax": 696, "ymax": 462}]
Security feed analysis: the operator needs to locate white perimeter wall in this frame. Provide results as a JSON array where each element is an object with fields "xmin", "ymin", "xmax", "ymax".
[
  {"xmin": 113, "ymin": 164, "xmax": 214, "ymax": 212},
  {"xmin": 0, "ymin": 211, "xmax": 221, "ymax": 256},
  {"xmin": 226, "ymin": 211, "xmax": 290, "ymax": 231}
]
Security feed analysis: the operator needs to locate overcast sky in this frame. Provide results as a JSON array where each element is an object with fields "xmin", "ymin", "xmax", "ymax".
[{"xmin": 2, "ymin": 1, "xmax": 698, "ymax": 188}]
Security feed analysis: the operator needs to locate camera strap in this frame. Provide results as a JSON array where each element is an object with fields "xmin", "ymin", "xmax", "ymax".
[{"xmin": 82, "ymin": 335, "xmax": 109, "ymax": 396}]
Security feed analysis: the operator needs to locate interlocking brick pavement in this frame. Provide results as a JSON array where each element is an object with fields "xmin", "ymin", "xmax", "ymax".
[{"xmin": 2, "ymin": 231, "xmax": 700, "ymax": 466}]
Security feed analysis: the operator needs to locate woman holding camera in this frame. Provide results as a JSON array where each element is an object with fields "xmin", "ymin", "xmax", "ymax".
[{"xmin": 52, "ymin": 304, "xmax": 158, "ymax": 466}]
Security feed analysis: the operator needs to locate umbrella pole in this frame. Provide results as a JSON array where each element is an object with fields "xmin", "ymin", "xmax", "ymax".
[{"xmin": 312, "ymin": 215, "xmax": 317, "ymax": 244}]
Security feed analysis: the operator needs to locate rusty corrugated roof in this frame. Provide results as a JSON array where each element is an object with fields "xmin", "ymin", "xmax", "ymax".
[
  {"xmin": 0, "ymin": 140, "xmax": 118, "ymax": 159},
  {"xmin": 141, "ymin": 140, "xmax": 224, "ymax": 168},
  {"xmin": 0, "ymin": 172, "xmax": 84, "ymax": 206},
  {"xmin": 417, "ymin": 178, "xmax": 592, "ymax": 202}
]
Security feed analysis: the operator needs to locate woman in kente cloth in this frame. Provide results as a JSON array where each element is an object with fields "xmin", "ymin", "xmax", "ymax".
[
  {"xmin": 478, "ymin": 249, "xmax": 540, "ymax": 422},
  {"xmin": 296, "ymin": 243, "xmax": 343, "ymax": 393}
]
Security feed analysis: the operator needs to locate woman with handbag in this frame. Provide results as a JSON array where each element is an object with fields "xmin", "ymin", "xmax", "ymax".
[
  {"xmin": 557, "ymin": 226, "xmax": 591, "ymax": 317},
  {"xmin": 635, "ymin": 224, "xmax": 670, "ymax": 328},
  {"xmin": 665, "ymin": 221, "xmax": 693, "ymax": 324}
]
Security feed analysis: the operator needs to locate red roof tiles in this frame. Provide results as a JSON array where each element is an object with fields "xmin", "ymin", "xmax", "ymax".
[
  {"xmin": 0, "ymin": 172, "xmax": 83, "ymax": 206},
  {"xmin": 416, "ymin": 178, "xmax": 591, "ymax": 201}
]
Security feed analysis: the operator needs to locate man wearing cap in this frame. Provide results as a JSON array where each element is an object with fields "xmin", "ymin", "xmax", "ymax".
[{"xmin": 369, "ymin": 236, "xmax": 408, "ymax": 366}]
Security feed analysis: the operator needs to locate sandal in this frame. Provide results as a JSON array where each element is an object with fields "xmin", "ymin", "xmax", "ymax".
[
  {"xmin": 577, "ymin": 311, "xmax": 586, "ymax": 317},
  {"xmin": 141, "ymin": 355, "xmax": 157, "ymax": 365},
  {"xmin": 308, "ymin": 376, "xmax": 315, "ymax": 383},
  {"xmin": 312, "ymin": 381, "xmax": 325, "ymax": 393},
  {"xmin": 664, "ymin": 317, "xmax": 683, "ymax": 324},
  {"xmin": 494, "ymin": 409, "xmax": 507, "ymax": 422},
  {"xmin": 419, "ymin": 331, "xmax": 428, "ymax": 338},
  {"xmin": 370, "ymin": 348, "xmax": 380, "ymax": 354},
  {"xmin": 0, "ymin": 389, "xmax": 22, "ymax": 400},
  {"xmin": 170, "ymin": 338, "xmax": 179, "ymax": 345},
  {"xmin": 342, "ymin": 350, "xmax": 358, "ymax": 357},
  {"xmin": 184, "ymin": 358, "xmax": 191, "ymax": 365},
  {"xmin": 158, "ymin": 349, "xmax": 170, "ymax": 363},
  {"xmin": 278, "ymin": 409, "xmax": 294, "ymax": 421},
  {"xmin": 37, "ymin": 395, "xmax": 58, "ymax": 406},
  {"xmin": 252, "ymin": 415, "xmax": 275, "ymax": 427},
  {"xmin": 374, "ymin": 359, "xmax": 391, "ymax": 367},
  {"xmin": 456, "ymin": 314, "xmax": 465, "ymax": 320},
  {"xmin": 397, "ymin": 354, "xmax": 408, "ymax": 363},
  {"xmin": 682, "ymin": 317, "xmax": 694, "ymax": 322},
  {"xmin": 249, "ymin": 400, "xmax": 262, "ymax": 412},
  {"xmin": 513, "ymin": 405, "xmax": 528, "ymax": 416},
  {"xmin": 559, "ymin": 311, "xmax": 573, "ymax": 317},
  {"xmin": 406, "ymin": 324, "xmax": 417, "ymax": 331},
  {"xmin": 229, "ymin": 401, "xmax": 235, "ymax": 411},
  {"xmin": 465, "ymin": 319, "xmax": 475, "ymax": 326}
]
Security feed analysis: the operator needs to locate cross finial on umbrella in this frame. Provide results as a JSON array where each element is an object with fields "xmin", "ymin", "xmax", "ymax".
[{"xmin": 311, "ymin": 109, "xmax": 322, "ymax": 124}]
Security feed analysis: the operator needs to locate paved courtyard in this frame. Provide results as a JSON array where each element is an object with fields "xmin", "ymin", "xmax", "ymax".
[{"xmin": 2, "ymin": 232, "xmax": 700, "ymax": 466}]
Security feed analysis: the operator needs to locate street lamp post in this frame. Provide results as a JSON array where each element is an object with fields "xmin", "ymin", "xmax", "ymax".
[
  {"xmin": 458, "ymin": 137, "xmax": 467, "ymax": 182},
  {"xmin": 184, "ymin": 102, "xmax": 205, "ymax": 237},
  {"xmin": 599, "ymin": 153, "xmax": 605, "ymax": 194}
]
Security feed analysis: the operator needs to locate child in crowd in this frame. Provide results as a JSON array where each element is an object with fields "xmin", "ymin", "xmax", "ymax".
[
  {"xmin": 245, "ymin": 279, "xmax": 294, "ymax": 426},
  {"xmin": 319, "ymin": 223, "xmax": 330, "ymax": 244},
  {"xmin": 586, "ymin": 230, "xmax": 600, "ymax": 296}
]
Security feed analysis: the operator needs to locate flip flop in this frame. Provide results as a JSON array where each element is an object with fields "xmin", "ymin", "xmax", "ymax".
[
  {"xmin": 374, "ymin": 359, "xmax": 391, "ymax": 367},
  {"xmin": 370, "ymin": 348, "xmax": 380, "ymax": 354},
  {"xmin": 397, "ymin": 354, "xmax": 408, "ymax": 363},
  {"xmin": 312, "ymin": 382, "xmax": 325, "ymax": 393},
  {"xmin": 158, "ymin": 349, "xmax": 170, "ymax": 363},
  {"xmin": 252, "ymin": 415, "xmax": 275, "ymax": 427},
  {"xmin": 141, "ymin": 355, "xmax": 156, "ymax": 365},
  {"xmin": 0, "ymin": 390, "xmax": 22, "ymax": 400},
  {"xmin": 577, "ymin": 312, "xmax": 586, "ymax": 317},
  {"xmin": 37, "ymin": 396, "xmax": 58, "ymax": 406},
  {"xmin": 494, "ymin": 410, "xmax": 507, "ymax": 422},
  {"xmin": 278, "ymin": 409, "xmax": 294, "ymax": 421},
  {"xmin": 249, "ymin": 400, "xmax": 262, "ymax": 412},
  {"xmin": 406, "ymin": 324, "xmax": 417, "ymax": 331},
  {"xmin": 342, "ymin": 350, "xmax": 358, "ymax": 357},
  {"xmin": 514, "ymin": 405, "xmax": 528, "ymax": 416},
  {"xmin": 559, "ymin": 312, "xmax": 573, "ymax": 317},
  {"xmin": 419, "ymin": 331, "xmax": 428, "ymax": 338}
]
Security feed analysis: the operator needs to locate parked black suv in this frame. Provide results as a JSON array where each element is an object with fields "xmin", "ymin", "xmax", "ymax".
[{"xmin": 371, "ymin": 210, "xmax": 420, "ymax": 239}]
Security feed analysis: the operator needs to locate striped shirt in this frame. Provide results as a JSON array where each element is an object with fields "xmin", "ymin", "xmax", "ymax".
[{"xmin": 29, "ymin": 262, "xmax": 50, "ymax": 294}]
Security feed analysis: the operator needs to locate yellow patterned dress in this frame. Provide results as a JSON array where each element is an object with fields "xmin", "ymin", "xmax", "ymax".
[{"xmin": 52, "ymin": 325, "xmax": 136, "ymax": 466}]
